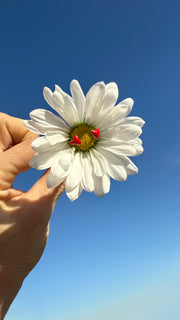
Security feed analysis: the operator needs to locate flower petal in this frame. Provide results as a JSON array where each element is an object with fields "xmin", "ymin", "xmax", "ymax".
[
  {"xmin": 31, "ymin": 136, "xmax": 50, "ymax": 152},
  {"xmin": 101, "ymin": 124, "xmax": 142, "ymax": 140},
  {"xmin": 23, "ymin": 120, "xmax": 47, "ymax": 134},
  {"xmin": 102, "ymin": 82, "xmax": 119, "ymax": 110},
  {"xmin": 85, "ymin": 82, "xmax": 105, "ymax": 124},
  {"xmin": 66, "ymin": 183, "xmax": 83, "ymax": 201},
  {"xmin": 43, "ymin": 87, "xmax": 55, "ymax": 108},
  {"xmin": 65, "ymin": 152, "xmax": 83, "ymax": 191},
  {"xmin": 90, "ymin": 148, "xmax": 107, "ymax": 177},
  {"xmin": 98, "ymin": 98, "xmax": 134, "ymax": 131},
  {"xmin": 119, "ymin": 116, "xmax": 145, "ymax": 128},
  {"xmin": 51, "ymin": 162, "xmax": 68, "ymax": 180},
  {"xmin": 58, "ymin": 149, "xmax": 74, "ymax": 171},
  {"xmin": 30, "ymin": 109, "xmax": 69, "ymax": 132},
  {"xmin": 81, "ymin": 153, "xmax": 94, "ymax": 192},
  {"xmin": 97, "ymin": 146, "xmax": 138, "ymax": 176},
  {"xmin": 51, "ymin": 149, "xmax": 74, "ymax": 176},
  {"xmin": 45, "ymin": 131, "xmax": 68, "ymax": 145},
  {"xmin": 102, "ymin": 174, "xmax": 111, "ymax": 194},
  {"xmin": 115, "ymin": 98, "xmax": 134, "ymax": 117},
  {"xmin": 92, "ymin": 82, "xmax": 118, "ymax": 127},
  {"xmin": 52, "ymin": 91, "xmax": 78, "ymax": 126},
  {"xmin": 130, "ymin": 143, "xmax": 144, "ymax": 156},
  {"xmin": 98, "ymin": 141, "xmax": 137, "ymax": 156},
  {"xmin": 122, "ymin": 139, "xmax": 144, "ymax": 156},
  {"xmin": 107, "ymin": 163, "xmax": 127, "ymax": 181},
  {"xmin": 29, "ymin": 150, "xmax": 58, "ymax": 170},
  {"xmin": 54, "ymin": 84, "xmax": 67, "ymax": 97},
  {"xmin": 51, "ymin": 91, "xmax": 73, "ymax": 126},
  {"xmin": 70, "ymin": 80, "xmax": 85, "ymax": 122},
  {"xmin": 47, "ymin": 170, "xmax": 65, "ymax": 188},
  {"xmin": 120, "ymin": 156, "xmax": 138, "ymax": 175},
  {"xmin": 63, "ymin": 95, "xmax": 79, "ymax": 123},
  {"xmin": 94, "ymin": 174, "xmax": 110, "ymax": 197}
]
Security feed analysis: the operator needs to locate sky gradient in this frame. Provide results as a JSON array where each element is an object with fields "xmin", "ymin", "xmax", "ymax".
[{"xmin": 1, "ymin": 0, "xmax": 180, "ymax": 319}]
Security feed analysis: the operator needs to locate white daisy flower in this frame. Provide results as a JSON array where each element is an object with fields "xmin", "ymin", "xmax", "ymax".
[{"xmin": 23, "ymin": 80, "xmax": 145, "ymax": 201}]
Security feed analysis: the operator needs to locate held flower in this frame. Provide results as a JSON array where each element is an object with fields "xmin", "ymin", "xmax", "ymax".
[{"xmin": 23, "ymin": 80, "xmax": 145, "ymax": 201}]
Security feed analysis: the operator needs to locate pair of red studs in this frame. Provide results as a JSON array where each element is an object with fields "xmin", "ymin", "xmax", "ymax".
[{"xmin": 70, "ymin": 128, "xmax": 100, "ymax": 146}]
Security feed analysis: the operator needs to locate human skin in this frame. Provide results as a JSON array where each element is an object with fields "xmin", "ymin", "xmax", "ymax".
[{"xmin": 0, "ymin": 113, "xmax": 65, "ymax": 319}]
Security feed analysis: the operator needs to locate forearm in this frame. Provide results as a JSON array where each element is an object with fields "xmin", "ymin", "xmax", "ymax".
[{"xmin": 0, "ymin": 270, "xmax": 23, "ymax": 320}]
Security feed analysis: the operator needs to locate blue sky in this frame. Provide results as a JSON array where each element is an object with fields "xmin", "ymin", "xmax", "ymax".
[{"xmin": 1, "ymin": 0, "xmax": 180, "ymax": 319}]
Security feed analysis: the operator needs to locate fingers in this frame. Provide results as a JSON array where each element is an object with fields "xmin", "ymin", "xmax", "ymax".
[
  {"xmin": 0, "ymin": 112, "xmax": 37, "ymax": 152},
  {"xmin": 0, "ymin": 138, "xmax": 36, "ymax": 190},
  {"xmin": 0, "ymin": 113, "xmax": 38, "ymax": 190},
  {"xmin": 27, "ymin": 169, "xmax": 65, "ymax": 204},
  {"xmin": 0, "ymin": 113, "xmax": 65, "ymax": 210}
]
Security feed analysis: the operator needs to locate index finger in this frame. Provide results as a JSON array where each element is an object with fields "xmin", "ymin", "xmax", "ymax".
[{"xmin": 0, "ymin": 112, "xmax": 38, "ymax": 152}]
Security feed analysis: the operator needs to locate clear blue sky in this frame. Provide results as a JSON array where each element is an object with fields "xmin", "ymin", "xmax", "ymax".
[{"xmin": 1, "ymin": 0, "xmax": 180, "ymax": 319}]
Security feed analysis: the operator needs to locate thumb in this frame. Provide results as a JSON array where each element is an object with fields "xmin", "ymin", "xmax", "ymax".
[
  {"xmin": 26, "ymin": 169, "xmax": 65, "ymax": 217},
  {"xmin": 0, "ymin": 138, "xmax": 36, "ymax": 190}
]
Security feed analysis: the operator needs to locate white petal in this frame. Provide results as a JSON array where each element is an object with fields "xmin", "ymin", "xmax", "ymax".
[
  {"xmin": 115, "ymin": 98, "xmax": 134, "ymax": 115},
  {"xmin": 55, "ymin": 84, "xmax": 67, "ymax": 97},
  {"xmin": 120, "ymin": 156, "xmax": 138, "ymax": 175},
  {"xmin": 107, "ymin": 163, "xmax": 127, "ymax": 181},
  {"xmin": 101, "ymin": 125, "xmax": 142, "ymax": 140},
  {"xmin": 51, "ymin": 150, "xmax": 74, "ymax": 176},
  {"xmin": 97, "ymin": 146, "xmax": 138, "ymax": 176},
  {"xmin": 98, "ymin": 141, "xmax": 137, "ymax": 156},
  {"xmin": 52, "ymin": 91, "xmax": 78, "ymax": 126},
  {"xmin": 94, "ymin": 174, "xmax": 110, "ymax": 197},
  {"xmin": 30, "ymin": 109, "xmax": 69, "ymax": 132},
  {"xmin": 85, "ymin": 82, "xmax": 105, "ymax": 124},
  {"xmin": 66, "ymin": 183, "xmax": 83, "ymax": 201},
  {"xmin": 52, "ymin": 90, "xmax": 64, "ymax": 108},
  {"xmin": 102, "ymin": 174, "xmax": 111, "ymax": 194},
  {"xmin": 96, "ymin": 145, "xmax": 135, "ymax": 165},
  {"xmin": 96, "ymin": 146, "xmax": 121, "ymax": 165},
  {"xmin": 43, "ymin": 87, "xmax": 55, "ymax": 108},
  {"xmin": 70, "ymin": 80, "xmax": 85, "ymax": 122},
  {"xmin": 123, "ymin": 139, "xmax": 144, "ymax": 156},
  {"xmin": 45, "ymin": 131, "xmax": 68, "ymax": 145},
  {"xmin": 58, "ymin": 149, "xmax": 74, "ymax": 171},
  {"xmin": 92, "ymin": 106, "xmax": 113, "ymax": 129},
  {"xmin": 52, "ymin": 91, "xmax": 72, "ymax": 126},
  {"xmin": 29, "ymin": 150, "xmax": 58, "ymax": 170},
  {"xmin": 131, "ymin": 144, "xmax": 144, "ymax": 156},
  {"xmin": 23, "ymin": 120, "xmax": 47, "ymax": 134},
  {"xmin": 51, "ymin": 162, "xmax": 68, "ymax": 179},
  {"xmin": 110, "ymin": 98, "xmax": 134, "ymax": 124},
  {"xmin": 23, "ymin": 108, "xmax": 69, "ymax": 135},
  {"xmin": 135, "ymin": 138, "xmax": 143, "ymax": 145},
  {"xmin": 47, "ymin": 170, "xmax": 65, "ymax": 188},
  {"xmin": 97, "ymin": 98, "xmax": 134, "ymax": 131},
  {"xmin": 92, "ymin": 82, "xmax": 118, "ymax": 127},
  {"xmin": 63, "ymin": 95, "xmax": 79, "ymax": 123},
  {"xmin": 31, "ymin": 136, "xmax": 50, "ymax": 152},
  {"xmin": 119, "ymin": 116, "xmax": 145, "ymax": 128},
  {"xmin": 90, "ymin": 149, "xmax": 107, "ymax": 177},
  {"xmin": 65, "ymin": 153, "xmax": 82, "ymax": 191},
  {"xmin": 81, "ymin": 153, "xmax": 94, "ymax": 192},
  {"xmin": 102, "ymin": 82, "xmax": 119, "ymax": 109}
]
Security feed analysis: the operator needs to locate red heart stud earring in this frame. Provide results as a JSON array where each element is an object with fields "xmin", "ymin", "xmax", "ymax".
[
  {"xmin": 91, "ymin": 128, "xmax": 100, "ymax": 139},
  {"xmin": 70, "ymin": 135, "xmax": 81, "ymax": 145}
]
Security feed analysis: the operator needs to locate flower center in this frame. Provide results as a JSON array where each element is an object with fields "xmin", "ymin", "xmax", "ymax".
[{"xmin": 69, "ymin": 124, "xmax": 99, "ymax": 152}]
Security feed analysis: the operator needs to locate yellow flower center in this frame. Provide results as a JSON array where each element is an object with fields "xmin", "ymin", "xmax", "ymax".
[{"xmin": 70, "ymin": 124, "xmax": 97, "ymax": 151}]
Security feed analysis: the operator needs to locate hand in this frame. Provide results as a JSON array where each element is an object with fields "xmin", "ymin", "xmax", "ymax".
[{"xmin": 0, "ymin": 113, "xmax": 65, "ymax": 319}]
